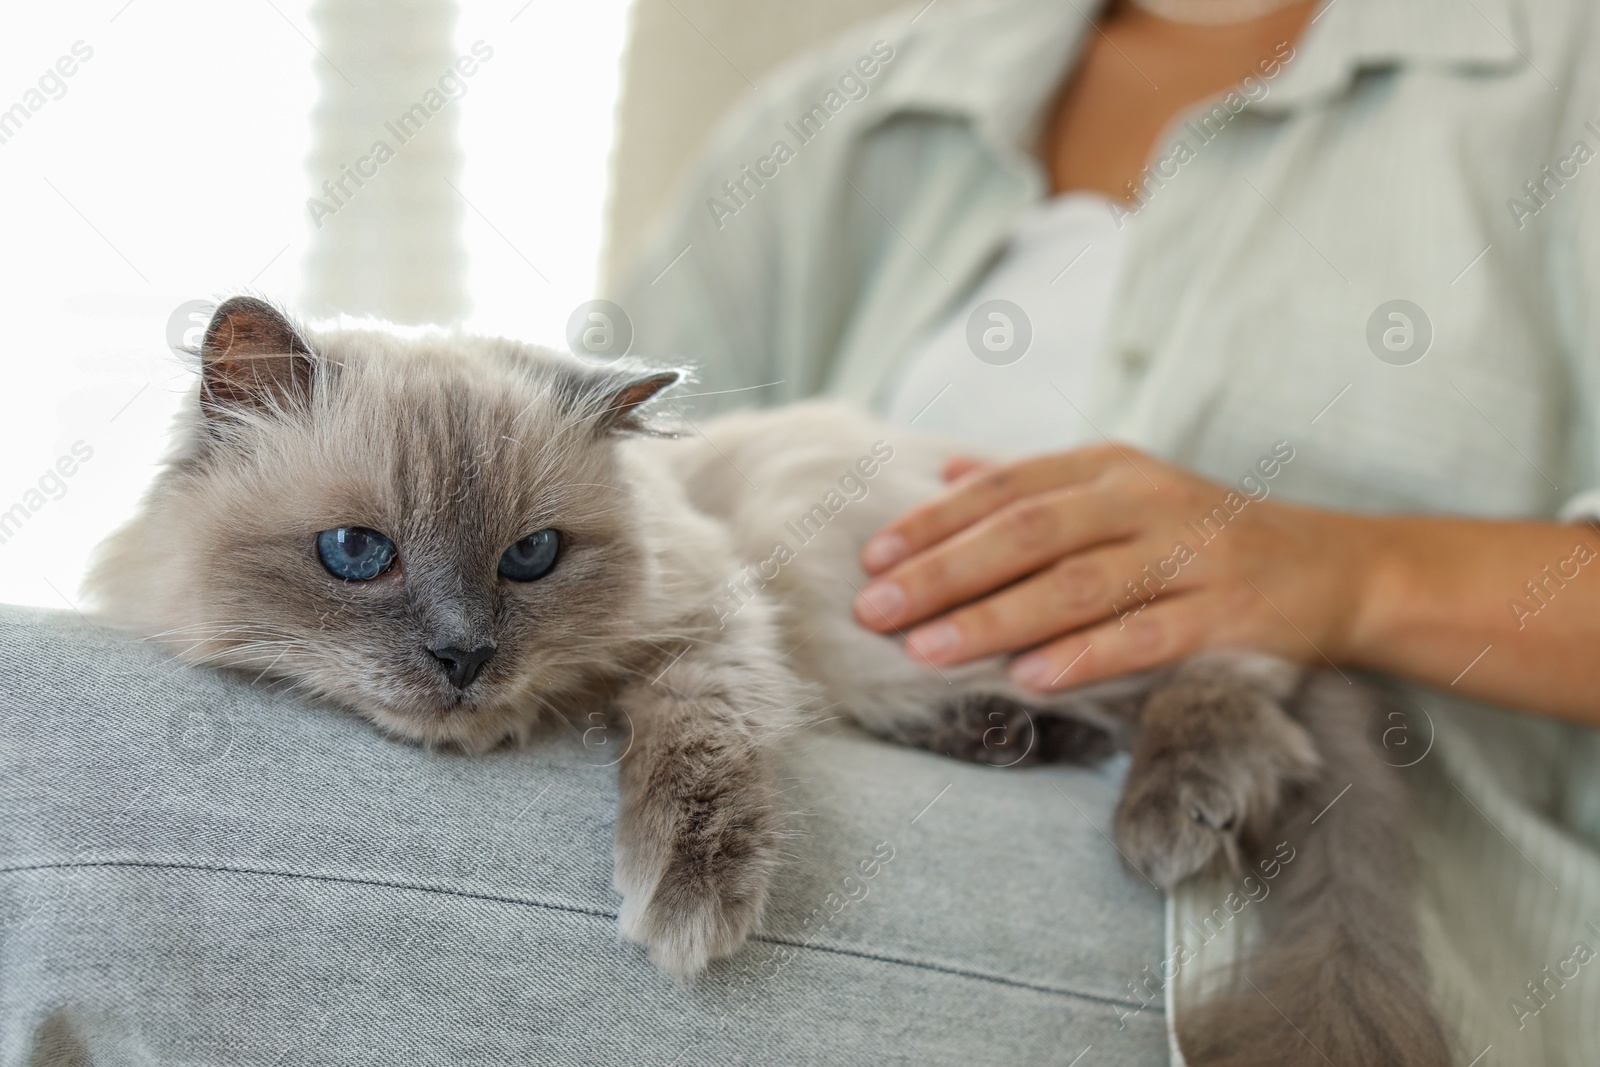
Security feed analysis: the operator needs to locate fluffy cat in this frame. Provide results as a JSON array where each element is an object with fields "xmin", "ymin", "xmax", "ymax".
[{"xmin": 88, "ymin": 299, "xmax": 1450, "ymax": 1067}]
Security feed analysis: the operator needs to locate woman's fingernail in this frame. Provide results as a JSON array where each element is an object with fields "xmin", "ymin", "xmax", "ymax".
[
  {"xmin": 907, "ymin": 621, "xmax": 960, "ymax": 661},
  {"xmin": 1010, "ymin": 655, "xmax": 1052, "ymax": 687},
  {"xmin": 855, "ymin": 582, "xmax": 905, "ymax": 624},
  {"xmin": 861, "ymin": 534, "xmax": 907, "ymax": 571}
]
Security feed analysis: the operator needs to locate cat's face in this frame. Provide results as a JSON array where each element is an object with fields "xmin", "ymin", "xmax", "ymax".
[{"xmin": 103, "ymin": 298, "xmax": 679, "ymax": 752}]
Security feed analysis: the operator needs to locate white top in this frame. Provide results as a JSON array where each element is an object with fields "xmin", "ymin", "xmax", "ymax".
[{"xmin": 882, "ymin": 193, "xmax": 1128, "ymax": 452}]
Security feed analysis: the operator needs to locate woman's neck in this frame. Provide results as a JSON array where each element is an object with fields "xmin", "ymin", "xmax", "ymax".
[{"xmin": 1045, "ymin": 0, "xmax": 1318, "ymax": 199}]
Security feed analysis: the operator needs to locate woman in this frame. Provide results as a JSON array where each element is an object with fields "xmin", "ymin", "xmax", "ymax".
[{"xmin": 618, "ymin": 0, "xmax": 1600, "ymax": 1061}]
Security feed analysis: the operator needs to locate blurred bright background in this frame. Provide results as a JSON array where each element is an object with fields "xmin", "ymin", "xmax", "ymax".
[{"xmin": 0, "ymin": 0, "xmax": 632, "ymax": 609}]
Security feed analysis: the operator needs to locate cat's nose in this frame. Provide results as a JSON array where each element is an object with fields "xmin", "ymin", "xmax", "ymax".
[{"xmin": 428, "ymin": 641, "xmax": 495, "ymax": 690}]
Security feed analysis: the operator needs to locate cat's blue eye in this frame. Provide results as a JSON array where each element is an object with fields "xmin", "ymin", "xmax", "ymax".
[
  {"xmin": 315, "ymin": 526, "xmax": 396, "ymax": 581},
  {"xmin": 499, "ymin": 529, "xmax": 561, "ymax": 582}
]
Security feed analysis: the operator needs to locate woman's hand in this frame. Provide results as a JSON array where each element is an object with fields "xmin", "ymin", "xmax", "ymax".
[{"xmin": 851, "ymin": 443, "xmax": 1378, "ymax": 690}]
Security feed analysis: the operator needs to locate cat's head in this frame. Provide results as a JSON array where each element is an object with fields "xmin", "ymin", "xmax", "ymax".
[{"xmin": 90, "ymin": 297, "xmax": 683, "ymax": 752}]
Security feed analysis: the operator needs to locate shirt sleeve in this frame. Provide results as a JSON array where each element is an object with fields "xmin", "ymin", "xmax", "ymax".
[
  {"xmin": 1551, "ymin": 50, "xmax": 1600, "ymax": 524},
  {"xmin": 1559, "ymin": 491, "xmax": 1600, "ymax": 523},
  {"xmin": 608, "ymin": 86, "xmax": 796, "ymax": 418}
]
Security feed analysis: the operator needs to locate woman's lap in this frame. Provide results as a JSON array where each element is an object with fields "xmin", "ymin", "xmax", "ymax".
[{"xmin": 0, "ymin": 605, "xmax": 1167, "ymax": 1066}]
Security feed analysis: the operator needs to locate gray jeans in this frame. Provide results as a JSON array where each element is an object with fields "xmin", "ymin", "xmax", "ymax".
[{"xmin": 0, "ymin": 605, "xmax": 1167, "ymax": 1065}]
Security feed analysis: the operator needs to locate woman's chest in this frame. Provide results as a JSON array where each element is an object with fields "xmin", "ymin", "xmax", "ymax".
[{"xmin": 1085, "ymin": 83, "xmax": 1581, "ymax": 516}]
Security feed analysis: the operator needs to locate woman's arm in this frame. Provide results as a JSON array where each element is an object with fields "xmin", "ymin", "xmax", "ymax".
[
  {"xmin": 1350, "ymin": 514, "xmax": 1600, "ymax": 722},
  {"xmin": 851, "ymin": 446, "xmax": 1600, "ymax": 725}
]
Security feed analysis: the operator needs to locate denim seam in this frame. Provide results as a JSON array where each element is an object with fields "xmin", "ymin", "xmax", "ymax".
[
  {"xmin": 2, "ymin": 859, "xmax": 1154, "ymax": 1012},
  {"xmin": 750, "ymin": 934, "xmax": 1152, "ymax": 1012},
  {"xmin": 0, "ymin": 858, "xmax": 617, "ymax": 923}
]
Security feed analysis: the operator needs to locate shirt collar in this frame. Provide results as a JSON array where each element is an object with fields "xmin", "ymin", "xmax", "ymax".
[
  {"xmin": 868, "ymin": 0, "xmax": 1108, "ymax": 177},
  {"xmin": 870, "ymin": 0, "xmax": 1529, "ymax": 158},
  {"xmin": 1261, "ymin": 0, "xmax": 1528, "ymax": 110}
]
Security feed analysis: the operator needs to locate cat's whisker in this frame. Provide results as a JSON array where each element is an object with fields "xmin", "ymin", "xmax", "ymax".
[
  {"xmin": 138, "ymin": 621, "xmax": 303, "ymax": 642},
  {"xmin": 248, "ymin": 645, "xmax": 298, "ymax": 684}
]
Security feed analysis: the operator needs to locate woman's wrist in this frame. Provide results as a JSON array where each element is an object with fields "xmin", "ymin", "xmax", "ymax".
[{"xmin": 1321, "ymin": 509, "xmax": 1414, "ymax": 671}]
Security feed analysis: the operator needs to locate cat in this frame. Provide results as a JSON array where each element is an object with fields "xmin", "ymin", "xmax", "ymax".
[{"xmin": 88, "ymin": 298, "xmax": 1451, "ymax": 1067}]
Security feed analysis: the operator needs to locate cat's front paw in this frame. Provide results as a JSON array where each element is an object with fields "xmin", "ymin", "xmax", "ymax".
[
  {"xmin": 614, "ymin": 830, "xmax": 775, "ymax": 977},
  {"xmin": 609, "ymin": 668, "xmax": 793, "ymax": 978}
]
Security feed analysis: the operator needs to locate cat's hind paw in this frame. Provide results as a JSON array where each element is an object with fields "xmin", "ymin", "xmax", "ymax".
[
  {"xmin": 1114, "ymin": 760, "xmax": 1243, "ymax": 888},
  {"xmin": 1113, "ymin": 662, "xmax": 1320, "ymax": 889}
]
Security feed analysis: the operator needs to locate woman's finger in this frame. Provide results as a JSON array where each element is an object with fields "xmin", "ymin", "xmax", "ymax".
[
  {"xmin": 852, "ymin": 482, "xmax": 1141, "ymax": 632},
  {"xmin": 859, "ymin": 444, "xmax": 1126, "ymax": 574},
  {"xmin": 902, "ymin": 543, "xmax": 1187, "ymax": 665},
  {"xmin": 941, "ymin": 455, "xmax": 995, "ymax": 482},
  {"xmin": 1006, "ymin": 595, "xmax": 1216, "ymax": 690}
]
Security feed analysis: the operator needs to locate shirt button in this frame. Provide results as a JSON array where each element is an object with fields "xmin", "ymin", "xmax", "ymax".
[{"xmin": 1117, "ymin": 345, "xmax": 1150, "ymax": 371}]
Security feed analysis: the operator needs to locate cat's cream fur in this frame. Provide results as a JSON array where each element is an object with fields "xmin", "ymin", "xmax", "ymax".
[{"xmin": 89, "ymin": 300, "xmax": 1451, "ymax": 1066}]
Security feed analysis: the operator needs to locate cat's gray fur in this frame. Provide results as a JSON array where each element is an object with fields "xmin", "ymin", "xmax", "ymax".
[{"xmin": 88, "ymin": 299, "xmax": 1450, "ymax": 1066}]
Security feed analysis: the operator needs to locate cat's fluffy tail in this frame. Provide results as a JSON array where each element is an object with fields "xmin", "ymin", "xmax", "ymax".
[{"xmin": 1177, "ymin": 672, "xmax": 1453, "ymax": 1067}]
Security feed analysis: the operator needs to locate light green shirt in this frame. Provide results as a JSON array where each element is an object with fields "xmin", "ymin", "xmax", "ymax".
[{"xmin": 617, "ymin": 0, "xmax": 1600, "ymax": 1061}]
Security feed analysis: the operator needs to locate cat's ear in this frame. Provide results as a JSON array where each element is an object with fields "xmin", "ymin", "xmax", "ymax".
[
  {"xmin": 199, "ymin": 297, "xmax": 317, "ymax": 416},
  {"xmin": 589, "ymin": 368, "xmax": 682, "ymax": 434}
]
